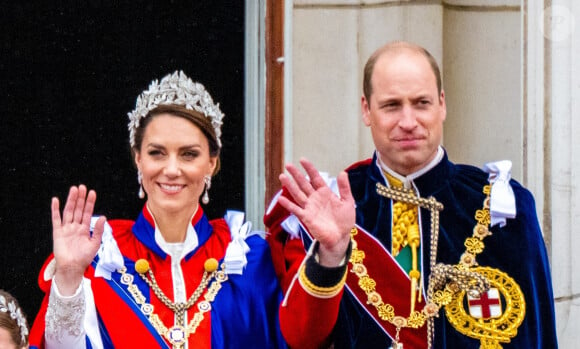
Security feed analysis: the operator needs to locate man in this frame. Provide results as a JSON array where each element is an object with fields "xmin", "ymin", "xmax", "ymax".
[{"xmin": 264, "ymin": 41, "xmax": 558, "ymax": 348}]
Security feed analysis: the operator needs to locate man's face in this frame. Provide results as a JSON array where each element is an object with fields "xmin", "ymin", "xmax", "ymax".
[{"xmin": 362, "ymin": 49, "xmax": 446, "ymax": 176}]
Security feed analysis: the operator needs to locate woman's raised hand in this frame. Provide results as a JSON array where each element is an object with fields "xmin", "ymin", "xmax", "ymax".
[
  {"xmin": 51, "ymin": 185, "xmax": 106, "ymax": 295},
  {"xmin": 277, "ymin": 158, "xmax": 355, "ymax": 267}
]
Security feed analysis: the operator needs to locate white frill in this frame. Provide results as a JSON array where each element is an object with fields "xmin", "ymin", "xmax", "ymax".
[
  {"xmin": 482, "ymin": 160, "xmax": 517, "ymax": 227},
  {"xmin": 91, "ymin": 217, "xmax": 124, "ymax": 279},
  {"xmin": 224, "ymin": 210, "xmax": 263, "ymax": 275}
]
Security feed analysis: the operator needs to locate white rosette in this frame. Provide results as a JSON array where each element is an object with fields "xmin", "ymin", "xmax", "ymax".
[
  {"xmin": 92, "ymin": 217, "xmax": 124, "ymax": 279},
  {"xmin": 223, "ymin": 211, "xmax": 265, "ymax": 275}
]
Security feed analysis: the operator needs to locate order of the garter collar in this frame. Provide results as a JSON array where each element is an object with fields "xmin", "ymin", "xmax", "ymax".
[{"xmin": 127, "ymin": 70, "xmax": 225, "ymax": 148}]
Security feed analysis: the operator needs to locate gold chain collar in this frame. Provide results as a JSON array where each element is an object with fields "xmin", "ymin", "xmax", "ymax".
[
  {"xmin": 119, "ymin": 258, "xmax": 228, "ymax": 349},
  {"xmin": 349, "ymin": 183, "xmax": 493, "ymax": 348}
]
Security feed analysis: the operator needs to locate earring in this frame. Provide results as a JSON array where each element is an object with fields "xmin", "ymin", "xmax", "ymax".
[
  {"xmin": 202, "ymin": 175, "xmax": 211, "ymax": 204},
  {"xmin": 137, "ymin": 171, "xmax": 145, "ymax": 199}
]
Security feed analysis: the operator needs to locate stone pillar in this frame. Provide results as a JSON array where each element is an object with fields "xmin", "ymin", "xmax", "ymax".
[
  {"xmin": 441, "ymin": 0, "xmax": 523, "ymax": 178},
  {"xmin": 539, "ymin": 1, "xmax": 580, "ymax": 346}
]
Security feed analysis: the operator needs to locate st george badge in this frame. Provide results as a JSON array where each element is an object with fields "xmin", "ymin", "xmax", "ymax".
[{"xmin": 445, "ymin": 266, "xmax": 526, "ymax": 348}]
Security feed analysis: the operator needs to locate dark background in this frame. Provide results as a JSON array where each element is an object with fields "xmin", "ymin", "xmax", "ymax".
[{"xmin": 0, "ymin": 1, "xmax": 245, "ymax": 323}]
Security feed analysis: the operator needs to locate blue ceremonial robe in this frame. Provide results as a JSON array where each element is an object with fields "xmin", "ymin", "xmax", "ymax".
[{"xmin": 332, "ymin": 151, "xmax": 558, "ymax": 348}]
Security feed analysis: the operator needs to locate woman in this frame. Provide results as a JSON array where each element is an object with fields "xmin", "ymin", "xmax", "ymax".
[
  {"xmin": 0, "ymin": 290, "xmax": 29, "ymax": 349},
  {"xmin": 29, "ymin": 71, "xmax": 287, "ymax": 349}
]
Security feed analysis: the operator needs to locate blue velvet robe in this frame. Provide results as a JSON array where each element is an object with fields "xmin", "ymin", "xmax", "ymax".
[{"xmin": 332, "ymin": 152, "xmax": 558, "ymax": 348}]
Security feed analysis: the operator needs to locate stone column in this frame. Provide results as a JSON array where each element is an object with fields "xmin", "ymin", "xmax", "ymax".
[
  {"xmin": 538, "ymin": 1, "xmax": 580, "ymax": 346},
  {"xmin": 441, "ymin": 0, "xmax": 523, "ymax": 178}
]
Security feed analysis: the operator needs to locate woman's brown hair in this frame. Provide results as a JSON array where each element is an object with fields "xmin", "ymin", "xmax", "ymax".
[{"xmin": 0, "ymin": 290, "xmax": 28, "ymax": 348}]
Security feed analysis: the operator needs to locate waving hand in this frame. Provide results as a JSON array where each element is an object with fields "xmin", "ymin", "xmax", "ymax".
[
  {"xmin": 277, "ymin": 158, "xmax": 355, "ymax": 267},
  {"xmin": 51, "ymin": 185, "xmax": 106, "ymax": 295}
]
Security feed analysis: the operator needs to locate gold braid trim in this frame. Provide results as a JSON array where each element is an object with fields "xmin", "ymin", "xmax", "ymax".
[{"xmin": 298, "ymin": 262, "xmax": 348, "ymax": 298}]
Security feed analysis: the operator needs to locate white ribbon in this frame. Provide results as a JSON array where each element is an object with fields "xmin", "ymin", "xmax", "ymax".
[
  {"xmin": 224, "ymin": 211, "xmax": 262, "ymax": 275},
  {"xmin": 92, "ymin": 217, "xmax": 124, "ymax": 279},
  {"xmin": 482, "ymin": 160, "xmax": 517, "ymax": 227}
]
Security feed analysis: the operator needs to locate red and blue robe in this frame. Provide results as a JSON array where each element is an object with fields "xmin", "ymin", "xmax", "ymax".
[{"xmin": 30, "ymin": 206, "xmax": 287, "ymax": 349}]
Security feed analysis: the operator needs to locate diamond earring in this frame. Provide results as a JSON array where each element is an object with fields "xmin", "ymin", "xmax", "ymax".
[
  {"xmin": 202, "ymin": 175, "xmax": 212, "ymax": 204},
  {"xmin": 138, "ymin": 171, "xmax": 145, "ymax": 199}
]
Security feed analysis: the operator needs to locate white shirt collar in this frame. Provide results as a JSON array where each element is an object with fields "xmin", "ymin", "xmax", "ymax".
[
  {"xmin": 148, "ymin": 207, "xmax": 200, "ymax": 259},
  {"xmin": 376, "ymin": 146, "xmax": 444, "ymax": 189}
]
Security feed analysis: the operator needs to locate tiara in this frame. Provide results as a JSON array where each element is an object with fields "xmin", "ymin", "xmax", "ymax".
[
  {"xmin": 0, "ymin": 294, "xmax": 29, "ymax": 343},
  {"xmin": 128, "ymin": 70, "xmax": 225, "ymax": 148}
]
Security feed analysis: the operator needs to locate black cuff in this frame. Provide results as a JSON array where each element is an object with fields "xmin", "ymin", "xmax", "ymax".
[{"xmin": 304, "ymin": 241, "xmax": 352, "ymax": 288}]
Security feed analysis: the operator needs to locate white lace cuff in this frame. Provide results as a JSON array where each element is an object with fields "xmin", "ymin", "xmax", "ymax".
[{"xmin": 45, "ymin": 278, "xmax": 87, "ymax": 349}]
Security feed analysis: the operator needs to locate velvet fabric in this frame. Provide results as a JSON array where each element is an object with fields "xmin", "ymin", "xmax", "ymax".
[
  {"xmin": 30, "ymin": 206, "xmax": 287, "ymax": 349},
  {"xmin": 332, "ymin": 151, "xmax": 558, "ymax": 348}
]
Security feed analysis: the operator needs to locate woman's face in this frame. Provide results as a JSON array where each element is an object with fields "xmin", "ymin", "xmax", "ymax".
[{"xmin": 134, "ymin": 113, "xmax": 217, "ymax": 217}]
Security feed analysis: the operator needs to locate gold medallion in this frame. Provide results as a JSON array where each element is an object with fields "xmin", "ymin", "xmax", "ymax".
[{"xmin": 444, "ymin": 266, "xmax": 525, "ymax": 348}]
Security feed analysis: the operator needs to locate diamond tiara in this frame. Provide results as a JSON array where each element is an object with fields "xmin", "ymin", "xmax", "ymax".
[
  {"xmin": 128, "ymin": 70, "xmax": 225, "ymax": 148},
  {"xmin": 0, "ymin": 294, "xmax": 28, "ymax": 343}
]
